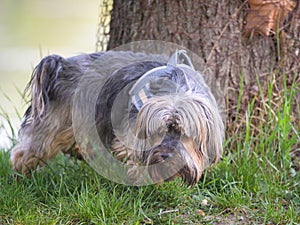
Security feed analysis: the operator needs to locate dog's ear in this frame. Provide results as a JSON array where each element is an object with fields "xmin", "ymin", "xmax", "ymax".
[
  {"xmin": 181, "ymin": 136, "xmax": 203, "ymax": 181},
  {"xmin": 174, "ymin": 95, "xmax": 224, "ymax": 166}
]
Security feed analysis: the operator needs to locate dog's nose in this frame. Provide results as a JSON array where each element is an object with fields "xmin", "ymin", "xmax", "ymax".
[{"xmin": 161, "ymin": 152, "xmax": 173, "ymax": 160}]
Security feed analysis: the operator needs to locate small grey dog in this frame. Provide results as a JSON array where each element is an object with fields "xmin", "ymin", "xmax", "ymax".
[{"xmin": 11, "ymin": 50, "xmax": 224, "ymax": 186}]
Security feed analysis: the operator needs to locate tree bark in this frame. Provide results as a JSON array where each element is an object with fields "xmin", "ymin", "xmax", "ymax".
[{"xmin": 107, "ymin": 0, "xmax": 300, "ymax": 128}]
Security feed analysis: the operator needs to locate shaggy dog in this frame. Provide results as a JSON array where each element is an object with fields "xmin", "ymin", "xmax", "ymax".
[{"xmin": 11, "ymin": 50, "xmax": 224, "ymax": 186}]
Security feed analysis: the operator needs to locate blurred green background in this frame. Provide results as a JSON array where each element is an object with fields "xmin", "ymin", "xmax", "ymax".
[{"xmin": 0, "ymin": 0, "xmax": 99, "ymax": 147}]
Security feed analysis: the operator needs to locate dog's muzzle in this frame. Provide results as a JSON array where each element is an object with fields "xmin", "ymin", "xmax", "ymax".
[{"xmin": 143, "ymin": 133, "xmax": 202, "ymax": 186}]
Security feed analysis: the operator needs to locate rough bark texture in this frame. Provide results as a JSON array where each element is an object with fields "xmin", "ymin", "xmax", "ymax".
[{"xmin": 105, "ymin": 0, "xmax": 299, "ymax": 132}]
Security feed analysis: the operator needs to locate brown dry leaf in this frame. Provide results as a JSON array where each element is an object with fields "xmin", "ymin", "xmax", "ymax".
[
  {"xmin": 244, "ymin": 0, "xmax": 296, "ymax": 36},
  {"xmin": 197, "ymin": 209, "xmax": 206, "ymax": 217}
]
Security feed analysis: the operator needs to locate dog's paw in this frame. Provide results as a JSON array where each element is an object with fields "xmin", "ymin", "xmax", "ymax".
[{"xmin": 10, "ymin": 147, "xmax": 42, "ymax": 174}]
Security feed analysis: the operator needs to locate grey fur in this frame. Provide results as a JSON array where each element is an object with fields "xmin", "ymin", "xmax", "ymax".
[{"xmin": 11, "ymin": 51, "xmax": 224, "ymax": 186}]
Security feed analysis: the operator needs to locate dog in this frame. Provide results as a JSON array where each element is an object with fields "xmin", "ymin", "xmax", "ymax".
[{"xmin": 11, "ymin": 50, "xmax": 224, "ymax": 186}]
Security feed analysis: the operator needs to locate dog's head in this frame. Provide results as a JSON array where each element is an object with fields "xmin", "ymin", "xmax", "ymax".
[
  {"xmin": 131, "ymin": 96, "xmax": 221, "ymax": 185},
  {"xmin": 123, "ymin": 51, "xmax": 224, "ymax": 186}
]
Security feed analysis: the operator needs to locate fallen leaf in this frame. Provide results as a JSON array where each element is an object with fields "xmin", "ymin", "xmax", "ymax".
[
  {"xmin": 244, "ymin": 0, "xmax": 296, "ymax": 36},
  {"xmin": 197, "ymin": 209, "xmax": 206, "ymax": 217}
]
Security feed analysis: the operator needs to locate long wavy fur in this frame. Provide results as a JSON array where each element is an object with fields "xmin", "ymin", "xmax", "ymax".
[
  {"xmin": 11, "ymin": 50, "xmax": 224, "ymax": 186},
  {"xmin": 135, "ymin": 94, "xmax": 223, "ymax": 166}
]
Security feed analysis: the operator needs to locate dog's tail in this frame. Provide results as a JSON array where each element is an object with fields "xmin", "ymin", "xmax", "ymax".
[{"xmin": 25, "ymin": 55, "xmax": 66, "ymax": 120}]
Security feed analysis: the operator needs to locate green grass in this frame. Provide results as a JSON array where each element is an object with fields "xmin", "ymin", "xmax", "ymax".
[{"xmin": 0, "ymin": 75, "xmax": 299, "ymax": 224}]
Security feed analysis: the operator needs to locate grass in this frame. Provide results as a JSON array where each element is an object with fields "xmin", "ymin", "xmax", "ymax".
[{"xmin": 0, "ymin": 74, "xmax": 299, "ymax": 225}]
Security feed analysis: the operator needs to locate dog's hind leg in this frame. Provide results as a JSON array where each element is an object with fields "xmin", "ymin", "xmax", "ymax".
[
  {"xmin": 10, "ymin": 104, "xmax": 76, "ymax": 174},
  {"xmin": 10, "ymin": 54, "xmax": 81, "ymax": 174}
]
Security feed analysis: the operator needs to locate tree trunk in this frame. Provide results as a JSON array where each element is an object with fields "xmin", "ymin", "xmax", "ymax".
[{"xmin": 106, "ymin": 0, "xmax": 299, "ymax": 130}]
